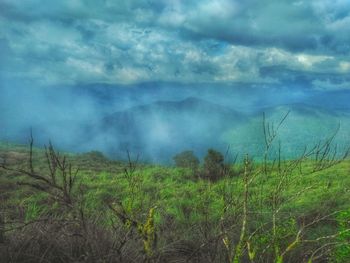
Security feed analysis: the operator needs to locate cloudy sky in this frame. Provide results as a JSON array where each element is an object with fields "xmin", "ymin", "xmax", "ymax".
[{"xmin": 0, "ymin": 0, "xmax": 350, "ymax": 91}]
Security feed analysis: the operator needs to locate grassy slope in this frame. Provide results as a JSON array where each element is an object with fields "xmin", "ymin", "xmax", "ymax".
[
  {"xmin": 1, "ymin": 143, "xmax": 350, "ymax": 262},
  {"xmin": 1, "ymin": 144, "xmax": 349, "ymax": 223}
]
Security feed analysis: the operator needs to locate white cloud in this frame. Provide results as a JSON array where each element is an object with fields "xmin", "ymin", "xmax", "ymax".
[{"xmin": 1, "ymin": 0, "xmax": 350, "ymax": 89}]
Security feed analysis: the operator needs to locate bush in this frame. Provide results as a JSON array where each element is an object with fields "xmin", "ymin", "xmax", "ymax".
[
  {"xmin": 173, "ymin": 150, "xmax": 199, "ymax": 171},
  {"xmin": 203, "ymin": 149, "xmax": 225, "ymax": 181}
]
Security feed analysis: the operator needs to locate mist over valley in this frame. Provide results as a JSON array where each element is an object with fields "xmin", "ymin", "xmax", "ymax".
[{"xmin": 1, "ymin": 84, "xmax": 349, "ymax": 163}]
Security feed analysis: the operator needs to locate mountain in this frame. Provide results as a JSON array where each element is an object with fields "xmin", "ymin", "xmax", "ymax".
[
  {"xmin": 83, "ymin": 99, "xmax": 350, "ymax": 162},
  {"xmin": 223, "ymin": 104, "xmax": 350, "ymax": 159},
  {"xmin": 4, "ymin": 87, "xmax": 347, "ymax": 163},
  {"xmin": 90, "ymin": 97, "xmax": 246, "ymax": 162},
  {"xmin": 304, "ymin": 90, "xmax": 350, "ymax": 111}
]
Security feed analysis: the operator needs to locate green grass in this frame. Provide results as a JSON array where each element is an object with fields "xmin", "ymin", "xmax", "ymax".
[
  {"xmin": 4, "ymin": 157, "xmax": 349, "ymax": 226},
  {"xmin": 1, "ymin": 144, "xmax": 350, "ymax": 262}
]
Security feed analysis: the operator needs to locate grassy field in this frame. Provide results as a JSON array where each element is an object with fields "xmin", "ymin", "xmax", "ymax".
[{"xmin": 0, "ymin": 141, "xmax": 350, "ymax": 263}]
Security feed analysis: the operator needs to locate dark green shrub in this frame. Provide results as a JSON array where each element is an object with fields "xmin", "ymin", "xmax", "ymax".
[
  {"xmin": 173, "ymin": 150, "xmax": 199, "ymax": 171},
  {"xmin": 203, "ymin": 149, "xmax": 225, "ymax": 181}
]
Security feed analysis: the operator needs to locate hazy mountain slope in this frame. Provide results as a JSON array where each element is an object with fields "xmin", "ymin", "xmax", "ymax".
[
  {"xmin": 93, "ymin": 97, "xmax": 246, "ymax": 161},
  {"xmin": 304, "ymin": 90, "xmax": 350, "ymax": 111},
  {"xmin": 88, "ymin": 99, "xmax": 350, "ymax": 162},
  {"xmin": 2, "ymin": 86, "xmax": 348, "ymax": 163},
  {"xmin": 222, "ymin": 104, "xmax": 350, "ymax": 159}
]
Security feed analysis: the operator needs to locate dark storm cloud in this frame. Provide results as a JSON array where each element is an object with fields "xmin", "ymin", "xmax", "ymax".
[
  {"xmin": 259, "ymin": 65, "xmax": 350, "ymax": 90},
  {"xmin": 0, "ymin": 0, "xmax": 349, "ymax": 88},
  {"xmin": 153, "ymin": 0, "xmax": 350, "ymax": 54}
]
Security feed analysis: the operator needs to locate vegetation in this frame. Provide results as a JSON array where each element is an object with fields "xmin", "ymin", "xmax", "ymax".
[
  {"xmin": 173, "ymin": 150, "xmax": 199, "ymax": 171},
  {"xmin": 203, "ymin": 148, "xmax": 226, "ymax": 181},
  {"xmin": 0, "ymin": 116, "xmax": 349, "ymax": 262}
]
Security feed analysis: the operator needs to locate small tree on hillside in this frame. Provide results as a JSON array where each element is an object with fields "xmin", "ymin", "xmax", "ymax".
[
  {"xmin": 173, "ymin": 150, "xmax": 200, "ymax": 171},
  {"xmin": 203, "ymin": 148, "xmax": 225, "ymax": 181}
]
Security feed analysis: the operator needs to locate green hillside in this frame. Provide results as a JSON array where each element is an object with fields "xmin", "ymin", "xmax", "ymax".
[
  {"xmin": 1, "ymin": 141, "xmax": 349, "ymax": 262},
  {"xmin": 222, "ymin": 105, "xmax": 350, "ymax": 160}
]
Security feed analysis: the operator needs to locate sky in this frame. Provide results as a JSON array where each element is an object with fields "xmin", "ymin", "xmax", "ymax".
[{"xmin": 1, "ymin": 0, "xmax": 350, "ymax": 91}]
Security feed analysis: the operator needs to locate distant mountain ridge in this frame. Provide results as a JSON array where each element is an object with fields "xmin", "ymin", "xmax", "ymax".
[
  {"xmin": 85, "ymin": 97, "xmax": 350, "ymax": 162},
  {"xmin": 107, "ymin": 97, "xmax": 240, "ymax": 115},
  {"xmin": 2, "ymin": 84, "xmax": 349, "ymax": 163},
  {"xmin": 95, "ymin": 97, "xmax": 246, "ymax": 161},
  {"xmin": 259, "ymin": 103, "xmax": 349, "ymax": 118}
]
